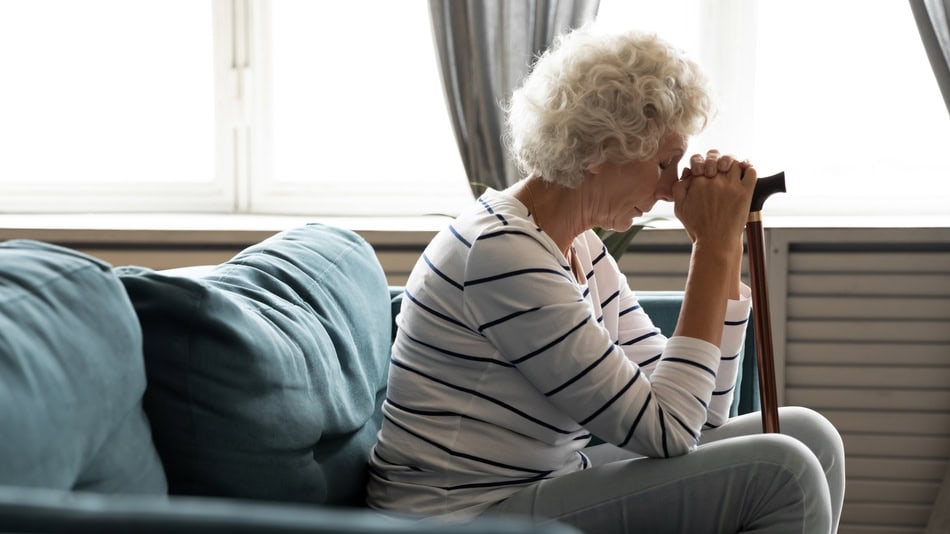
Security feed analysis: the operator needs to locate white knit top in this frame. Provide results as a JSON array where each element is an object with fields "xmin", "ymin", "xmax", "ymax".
[{"xmin": 366, "ymin": 189, "xmax": 752, "ymax": 518}]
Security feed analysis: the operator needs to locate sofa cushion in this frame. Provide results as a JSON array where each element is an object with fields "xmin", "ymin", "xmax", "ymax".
[
  {"xmin": 116, "ymin": 224, "xmax": 391, "ymax": 506},
  {"xmin": 0, "ymin": 240, "xmax": 167, "ymax": 493}
]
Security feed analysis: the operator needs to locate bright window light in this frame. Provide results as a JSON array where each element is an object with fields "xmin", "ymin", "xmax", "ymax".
[
  {"xmin": 0, "ymin": 0, "xmax": 215, "ymax": 186},
  {"xmin": 259, "ymin": 0, "xmax": 472, "ymax": 216},
  {"xmin": 597, "ymin": 0, "xmax": 950, "ymax": 217}
]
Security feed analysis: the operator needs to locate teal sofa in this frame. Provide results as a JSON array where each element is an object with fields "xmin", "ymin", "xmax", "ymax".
[{"xmin": 0, "ymin": 223, "xmax": 757, "ymax": 532}]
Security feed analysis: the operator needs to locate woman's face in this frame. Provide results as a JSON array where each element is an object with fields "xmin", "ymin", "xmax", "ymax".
[{"xmin": 585, "ymin": 131, "xmax": 687, "ymax": 231}]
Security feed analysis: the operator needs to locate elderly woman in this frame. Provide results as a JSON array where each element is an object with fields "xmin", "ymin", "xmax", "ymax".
[{"xmin": 367, "ymin": 26, "xmax": 844, "ymax": 533}]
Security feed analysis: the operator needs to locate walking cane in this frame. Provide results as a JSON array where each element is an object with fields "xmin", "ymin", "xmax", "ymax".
[{"xmin": 747, "ymin": 172, "xmax": 786, "ymax": 433}]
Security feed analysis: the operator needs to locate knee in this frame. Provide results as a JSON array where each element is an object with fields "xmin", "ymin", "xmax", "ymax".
[
  {"xmin": 779, "ymin": 407, "xmax": 845, "ymax": 471},
  {"xmin": 740, "ymin": 434, "xmax": 833, "ymax": 532}
]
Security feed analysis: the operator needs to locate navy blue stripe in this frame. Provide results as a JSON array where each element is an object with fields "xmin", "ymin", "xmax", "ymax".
[
  {"xmin": 579, "ymin": 369, "xmax": 640, "ymax": 425},
  {"xmin": 658, "ymin": 405, "xmax": 670, "ymax": 458},
  {"xmin": 712, "ymin": 385, "xmax": 735, "ymax": 396},
  {"xmin": 384, "ymin": 414, "xmax": 550, "ymax": 474},
  {"xmin": 478, "ymin": 306, "xmax": 542, "ymax": 333},
  {"xmin": 722, "ymin": 352, "xmax": 740, "ymax": 361},
  {"xmin": 582, "ymin": 287, "xmax": 590, "ymax": 298},
  {"xmin": 668, "ymin": 411, "xmax": 699, "ymax": 441},
  {"xmin": 573, "ymin": 433, "xmax": 592, "ymax": 441},
  {"xmin": 386, "ymin": 399, "xmax": 499, "ymax": 428},
  {"xmin": 545, "ymin": 346, "xmax": 614, "ymax": 396},
  {"xmin": 662, "ymin": 357, "xmax": 717, "ymax": 378},
  {"xmin": 422, "ymin": 254, "xmax": 462, "ymax": 290},
  {"xmin": 704, "ymin": 421, "xmax": 721, "ymax": 429},
  {"xmin": 600, "ymin": 290, "xmax": 620, "ymax": 309},
  {"xmin": 387, "ymin": 398, "xmax": 461, "ymax": 418},
  {"xmin": 403, "ymin": 332, "xmax": 512, "ymax": 367},
  {"xmin": 579, "ymin": 451, "xmax": 589, "ymax": 469},
  {"xmin": 465, "ymin": 267, "xmax": 571, "ymax": 286},
  {"xmin": 477, "ymin": 197, "xmax": 509, "ymax": 225},
  {"xmin": 619, "ymin": 304, "xmax": 641, "ymax": 316},
  {"xmin": 621, "ymin": 330, "xmax": 659, "ymax": 346},
  {"xmin": 476, "ymin": 229, "xmax": 535, "ymax": 241},
  {"xmin": 585, "ymin": 269, "xmax": 595, "ymax": 280},
  {"xmin": 512, "ymin": 316, "xmax": 590, "ymax": 364},
  {"xmin": 449, "ymin": 225, "xmax": 472, "ymax": 248},
  {"xmin": 692, "ymin": 394, "xmax": 708, "ymax": 408},
  {"xmin": 725, "ymin": 318, "xmax": 748, "ymax": 326},
  {"xmin": 637, "ymin": 353, "xmax": 662, "ymax": 367},
  {"xmin": 591, "ymin": 247, "xmax": 607, "ymax": 266},
  {"xmin": 442, "ymin": 473, "xmax": 550, "ymax": 491},
  {"xmin": 619, "ymin": 391, "xmax": 652, "ymax": 448},
  {"xmin": 390, "ymin": 359, "xmax": 579, "ymax": 434},
  {"xmin": 596, "ymin": 315, "xmax": 603, "ymax": 323},
  {"xmin": 403, "ymin": 288, "xmax": 472, "ymax": 332}
]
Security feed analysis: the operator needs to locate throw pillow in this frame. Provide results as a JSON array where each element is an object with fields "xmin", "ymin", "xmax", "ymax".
[{"xmin": 116, "ymin": 224, "xmax": 391, "ymax": 506}]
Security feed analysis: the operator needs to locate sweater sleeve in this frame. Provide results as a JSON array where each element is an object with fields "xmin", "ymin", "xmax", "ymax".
[
  {"xmin": 461, "ymin": 229, "xmax": 721, "ymax": 458},
  {"xmin": 611, "ymin": 254, "xmax": 752, "ymax": 427},
  {"xmin": 707, "ymin": 283, "xmax": 752, "ymax": 427}
]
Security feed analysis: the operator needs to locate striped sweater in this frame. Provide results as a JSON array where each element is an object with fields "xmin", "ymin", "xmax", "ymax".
[{"xmin": 366, "ymin": 188, "xmax": 751, "ymax": 518}]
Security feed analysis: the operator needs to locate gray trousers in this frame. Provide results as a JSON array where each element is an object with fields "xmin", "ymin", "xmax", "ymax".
[{"xmin": 483, "ymin": 407, "xmax": 845, "ymax": 534}]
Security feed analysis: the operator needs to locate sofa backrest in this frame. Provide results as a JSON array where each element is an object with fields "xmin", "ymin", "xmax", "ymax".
[{"xmin": 0, "ymin": 240, "xmax": 166, "ymax": 493}]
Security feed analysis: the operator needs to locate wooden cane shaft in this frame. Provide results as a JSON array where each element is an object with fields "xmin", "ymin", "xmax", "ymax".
[{"xmin": 745, "ymin": 217, "xmax": 781, "ymax": 433}]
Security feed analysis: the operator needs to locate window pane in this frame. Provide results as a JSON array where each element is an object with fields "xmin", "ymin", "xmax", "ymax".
[
  {"xmin": 596, "ymin": 0, "xmax": 950, "ymax": 217},
  {"xmin": 264, "ymin": 0, "xmax": 472, "ymax": 216},
  {"xmin": 0, "ymin": 0, "xmax": 215, "ymax": 186},
  {"xmin": 751, "ymin": 0, "xmax": 950, "ymax": 216}
]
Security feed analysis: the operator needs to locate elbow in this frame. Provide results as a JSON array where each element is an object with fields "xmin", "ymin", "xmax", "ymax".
[
  {"xmin": 706, "ymin": 409, "xmax": 728, "ymax": 429},
  {"xmin": 640, "ymin": 426, "xmax": 698, "ymax": 459},
  {"xmin": 664, "ymin": 432, "xmax": 698, "ymax": 458}
]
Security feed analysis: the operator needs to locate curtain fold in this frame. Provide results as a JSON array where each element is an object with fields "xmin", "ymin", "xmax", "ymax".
[
  {"xmin": 429, "ymin": 0, "xmax": 600, "ymax": 195},
  {"xmin": 910, "ymin": 0, "xmax": 950, "ymax": 116}
]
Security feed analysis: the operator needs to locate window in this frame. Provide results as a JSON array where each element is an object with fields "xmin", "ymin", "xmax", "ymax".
[
  {"xmin": 1, "ymin": 1, "xmax": 948, "ymax": 218},
  {"xmin": 0, "ymin": 0, "xmax": 472, "ymax": 216},
  {"xmin": 0, "ymin": 0, "xmax": 227, "ymax": 212},
  {"xmin": 596, "ymin": 0, "xmax": 950, "ymax": 217}
]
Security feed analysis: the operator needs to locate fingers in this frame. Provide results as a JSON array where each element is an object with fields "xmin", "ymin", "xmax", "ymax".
[
  {"xmin": 689, "ymin": 154, "xmax": 704, "ymax": 177},
  {"xmin": 704, "ymin": 149, "xmax": 720, "ymax": 177},
  {"xmin": 690, "ymin": 149, "xmax": 742, "ymax": 178},
  {"xmin": 741, "ymin": 163, "xmax": 757, "ymax": 191}
]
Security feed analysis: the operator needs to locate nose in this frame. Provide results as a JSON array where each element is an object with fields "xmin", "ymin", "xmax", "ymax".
[{"xmin": 655, "ymin": 170, "xmax": 676, "ymax": 202}]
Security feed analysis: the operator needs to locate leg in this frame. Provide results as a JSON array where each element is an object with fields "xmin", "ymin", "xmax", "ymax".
[
  {"xmin": 483, "ymin": 432, "xmax": 832, "ymax": 533},
  {"xmin": 580, "ymin": 406, "xmax": 845, "ymax": 532},
  {"xmin": 701, "ymin": 407, "xmax": 845, "ymax": 532}
]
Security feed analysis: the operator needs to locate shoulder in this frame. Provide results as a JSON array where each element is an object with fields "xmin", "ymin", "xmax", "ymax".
[{"xmin": 459, "ymin": 191, "xmax": 563, "ymax": 271}]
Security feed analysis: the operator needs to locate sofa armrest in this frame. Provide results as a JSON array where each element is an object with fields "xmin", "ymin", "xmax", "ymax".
[{"xmin": 0, "ymin": 486, "xmax": 579, "ymax": 534}]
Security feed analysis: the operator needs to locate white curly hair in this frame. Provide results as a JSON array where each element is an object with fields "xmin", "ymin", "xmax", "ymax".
[{"xmin": 505, "ymin": 25, "xmax": 715, "ymax": 188}]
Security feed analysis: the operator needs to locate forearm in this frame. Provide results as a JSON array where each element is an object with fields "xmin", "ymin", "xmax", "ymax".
[{"xmin": 674, "ymin": 239, "xmax": 743, "ymax": 346}]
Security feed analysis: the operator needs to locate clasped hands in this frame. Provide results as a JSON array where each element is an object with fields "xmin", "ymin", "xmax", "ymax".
[{"xmin": 673, "ymin": 149, "xmax": 757, "ymax": 247}]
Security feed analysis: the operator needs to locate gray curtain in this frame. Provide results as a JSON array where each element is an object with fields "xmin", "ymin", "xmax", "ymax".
[
  {"xmin": 910, "ymin": 0, "xmax": 950, "ymax": 116},
  {"xmin": 429, "ymin": 0, "xmax": 600, "ymax": 196}
]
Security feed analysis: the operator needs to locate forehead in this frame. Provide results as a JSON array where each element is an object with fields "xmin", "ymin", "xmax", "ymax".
[{"xmin": 661, "ymin": 131, "xmax": 688, "ymax": 154}]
